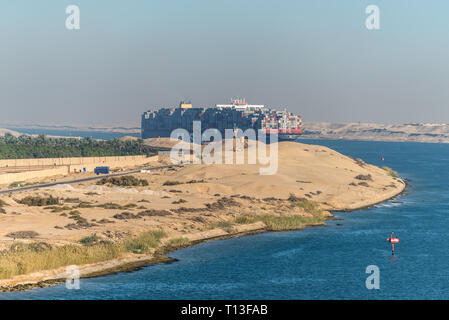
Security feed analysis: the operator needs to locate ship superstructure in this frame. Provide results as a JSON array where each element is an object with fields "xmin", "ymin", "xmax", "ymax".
[{"xmin": 141, "ymin": 99, "xmax": 302, "ymax": 141}]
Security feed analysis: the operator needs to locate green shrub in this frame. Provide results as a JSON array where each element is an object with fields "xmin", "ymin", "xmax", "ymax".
[
  {"xmin": 290, "ymin": 199, "xmax": 322, "ymax": 215},
  {"xmin": 163, "ymin": 180, "xmax": 182, "ymax": 186},
  {"xmin": 382, "ymin": 166, "xmax": 399, "ymax": 177},
  {"xmin": 6, "ymin": 231, "xmax": 39, "ymax": 239},
  {"xmin": 168, "ymin": 237, "xmax": 190, "ymax": 246},
  {"xmin": 18, "ymin": 196, "xmax": 59, "ymax": 207},
  {"xmin": 97, "ymin": 202, "xmax": 123, "ymax": 210},
  {"xmin": 95, "ymin": 202, "xmax": 138, "ymax": 210},
  {"xmin": 235, "ymin": 216, "xmax": 256, "ymax": 224},
  {"xmin": 124, "ymin": 230, "xmax": 166, "ymax": 254},
  {"xmin": 96, "ymin": 176, "xmax": 148, "ymax": 187},
  {"xmin": 186, "ymin": 179, "xmax": 206, "ymax": 184},
  {"xmin": 0, "ymin": 199, "xmax": 8, "ymax": 213},
  {"xmin": 8, "ymin": 182, "xmax": 23, "ymax": 189},
  {"xmin": 76, "ymin": 202, "xmax": 93, "ymax": 208},
  {"xmin": 79, "ymin": 234, "xmax": 101, "ymax": 246},
  {"xmin": 236, "ymin": 214, "xmax": 324, "ymax": 231},
  {"xmin": 84, "ymin": 192, "xmax": 99, "ymax": 196},
  {"xmin": 45, "ymin": 206, "xmax": 72, "ymax": 213},
  {"xmin": 172, "ymin": 199, "xmax": 187, "ymax": 204},
  {"xmin": 207, "ymin": 221, "xmax": 234, "ymax": 233}
]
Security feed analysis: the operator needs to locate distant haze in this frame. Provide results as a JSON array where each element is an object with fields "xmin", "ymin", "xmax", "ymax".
[{"xmin": 1, "ymin": 1, "xmax": 449, "ymax": 125}]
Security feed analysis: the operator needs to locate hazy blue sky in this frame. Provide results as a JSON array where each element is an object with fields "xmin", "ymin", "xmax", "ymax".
[{"xmin": 1, "ymin": 1, "xmax": 449, "ymax": 125}]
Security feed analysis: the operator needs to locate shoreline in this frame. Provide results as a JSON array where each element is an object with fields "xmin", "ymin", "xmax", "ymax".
[
  {"xmin": 330, "ymin": 179, "xmax": 409, "ymax": 212},
  {"xmin": 298, "ymin": 136, "xmax": 449, "ymax": 145},
  {"xmin": 0, "ymin": 180, "xmax": 406, "ymax": 293}
]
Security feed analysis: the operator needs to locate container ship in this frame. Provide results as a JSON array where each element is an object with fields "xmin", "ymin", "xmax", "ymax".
[{"xmin": 141, "ymin": 99, "xmax": 302, "ymax": 141}]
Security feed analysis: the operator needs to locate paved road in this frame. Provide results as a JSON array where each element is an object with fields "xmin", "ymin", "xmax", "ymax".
[{"xmin": 0, "ymin": 165, "xmax": 174, "ymax": 195}]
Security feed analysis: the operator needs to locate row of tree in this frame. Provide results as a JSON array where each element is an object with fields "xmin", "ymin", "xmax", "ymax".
[{"xmin": 0, "ymin": 135, "xmax": 146, "ymax": 159}]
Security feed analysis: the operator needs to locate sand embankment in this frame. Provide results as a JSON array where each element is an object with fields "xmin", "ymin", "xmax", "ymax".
[
  {"xmin": 0, "ymin": 141, "xmax": 405, "ymax": 290},
  {"xmin": 302, "ymin": 122, "xmax": 449, "ymax": 143},
  {"xmin": 0, "ymin": 129, "xmax": 22, "ymax": 137}
]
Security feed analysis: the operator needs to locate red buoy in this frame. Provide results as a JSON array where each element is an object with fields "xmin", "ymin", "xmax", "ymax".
[{"xmin": 386, "ymin": 231, "xmax": 399, "ymax": 255}]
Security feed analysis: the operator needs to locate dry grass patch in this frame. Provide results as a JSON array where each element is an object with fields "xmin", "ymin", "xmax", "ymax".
[
  {"xmin": 168, "ymin": 237, "xmax": 190, "ymax": 246},
  {"xmin": 207, "ymin": 221, "xmax": 235, "ymax": 233},
  {"xmin": 0, "ymin": 230, "xmax": 166, "ymax": 279},
  {"xmin": 235, "ymin": 213, "xmax": 324, "ymax": 231},
  {"xmin": 235, "ymin": 198, "xmax": 325, "ymax": 231},
  {"xmin": 289, "ymin": 198, "xmax": 322, "ymax": 215},
  {"xmin": 382, "ymin": 166, "xmax": 399, "ymax": 177}
]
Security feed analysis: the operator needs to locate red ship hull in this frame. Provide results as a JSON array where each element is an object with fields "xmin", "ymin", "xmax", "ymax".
[{"xmin": 261, "ymin": 128, "xmax": 303, "ymax": 134}]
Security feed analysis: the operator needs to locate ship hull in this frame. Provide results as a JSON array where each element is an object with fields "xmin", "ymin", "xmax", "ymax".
[{"xmin": 278, "ymin": 134, "xmax": 301, "ymax": 141}]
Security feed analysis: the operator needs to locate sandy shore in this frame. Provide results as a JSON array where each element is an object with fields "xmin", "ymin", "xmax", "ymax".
[
  {"xmin": 0, "ymin": 141, "xmax": 405, "ymax": 291},
  {"xmin": 302, "ymin": 122, "xmax": 449, "ymax": 144}
]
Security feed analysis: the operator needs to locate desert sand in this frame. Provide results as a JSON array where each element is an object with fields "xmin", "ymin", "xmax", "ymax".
[
  {"xmin": 0, "ymin": 141, "xmax": 405, "ymax": 289},
  {"xmin": 302, "ymin": 122, "xmax": 449, "ymax": 143},
  {"xmin": 0, "ymin": 129, "xmax": 22, "ymax": 137}
]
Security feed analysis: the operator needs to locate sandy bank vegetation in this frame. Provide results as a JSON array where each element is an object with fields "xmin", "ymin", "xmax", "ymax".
[{"xmin": 0, "ymin": 141, "xmax": 405, "ymax": 289}]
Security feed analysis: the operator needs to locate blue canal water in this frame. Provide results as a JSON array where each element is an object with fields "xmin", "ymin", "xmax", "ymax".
[{"xmin": 1, "ymin": 139, "xmax": 448, "ymax": 299}]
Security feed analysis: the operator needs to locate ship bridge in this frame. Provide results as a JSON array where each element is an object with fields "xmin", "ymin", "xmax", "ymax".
[{"xmin": 216, "ymin": 98, "xmax": 264, "ymax": 110}]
